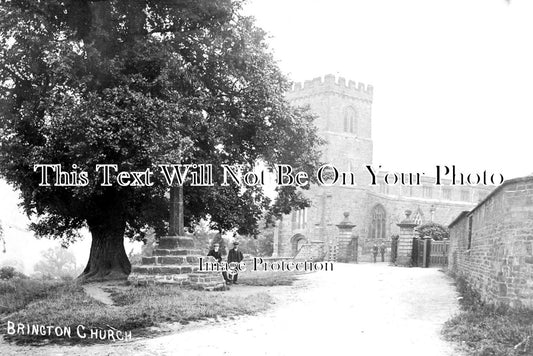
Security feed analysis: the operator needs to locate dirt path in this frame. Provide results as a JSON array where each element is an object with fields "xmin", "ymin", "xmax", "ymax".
[
  {"xmin": 1, "ymin": 263, "xmax": 461, "ymax": 355},
  {"xmin": 81, "ymin": 283, "xmax": 115, "ymax": 306}
]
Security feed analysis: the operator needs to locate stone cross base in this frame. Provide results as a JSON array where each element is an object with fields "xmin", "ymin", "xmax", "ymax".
[{"xmin": 128, "ymin": 236, "xmax": 227, "ymax": 291}]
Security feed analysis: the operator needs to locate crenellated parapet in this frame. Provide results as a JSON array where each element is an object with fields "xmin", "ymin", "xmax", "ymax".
[{"xmin": 287, "ymin": 74, "xmax": 373, "ymax": 102}]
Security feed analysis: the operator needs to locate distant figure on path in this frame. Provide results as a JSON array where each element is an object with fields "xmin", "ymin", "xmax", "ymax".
[
  {"xmin": 227, "ymin": 241, "xmax": 244, "ymax": 284},
  {"xmin": 372, "ymin": 244, "xmax": 378, "ymax": 263},
  {"xmin": 207, "ymin": 243, "xmax": 228, "ymax": 283},
  {"xmin": 380, "ymin": 243, "xmax": 386, "ymax": 262}
]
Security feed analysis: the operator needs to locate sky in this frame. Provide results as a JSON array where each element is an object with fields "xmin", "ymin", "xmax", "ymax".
[
  {"xmin": 245, "ymin": 0, "xmax": 533, "ymax": 179},
  {"xmin": 2, "ymin": 0, "xmax": 533, "ymax": 272}
]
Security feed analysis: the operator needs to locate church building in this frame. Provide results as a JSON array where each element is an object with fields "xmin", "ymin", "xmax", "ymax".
[{"xmin": 272, "ymin": 74, "xmax": 493, "ymax": 261}]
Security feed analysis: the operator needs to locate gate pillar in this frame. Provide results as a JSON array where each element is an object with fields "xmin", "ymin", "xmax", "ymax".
[
  {"xmin": 336, "ymin": 212, "xmax": 356, "ymax": 262},
  {"xmin": 396, "ymin": 210, "xmax": 418, "ymax": 266}
]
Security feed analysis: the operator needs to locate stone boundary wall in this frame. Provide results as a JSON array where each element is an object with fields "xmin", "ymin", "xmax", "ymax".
[
  {"xmin": 294, "ymin": 242, "xmax": 326, "ymax": 261},
  {"xmin": 448, "ymin": 176, "xmax": 533, "ymax": 309}
]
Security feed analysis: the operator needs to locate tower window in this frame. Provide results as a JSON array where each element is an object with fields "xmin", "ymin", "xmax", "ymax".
[
  {"xmin": 343, "ymin": 107, "xmax": 357, "ymax": 134},
  {"xmin": 292, "ymin": 208, "xmax": 308, "ymax": 229}
]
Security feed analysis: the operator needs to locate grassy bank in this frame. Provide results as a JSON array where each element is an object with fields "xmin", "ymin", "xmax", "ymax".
[
  {"xmin": 0, "ymin": 279, "xmax": 62, "ymax": 314},
  {"xmin": 443, "ymin": 275, "xmax": 533, "ymax": 356},
  {"xmin": 1, "ymin": 279, "xmax": 272, "ymax": 345}
]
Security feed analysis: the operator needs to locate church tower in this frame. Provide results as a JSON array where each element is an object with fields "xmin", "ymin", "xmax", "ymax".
[
  {"xmin": 273, "ymin": 75, "xmax": 374, "ymax": 258},
  {"xmin": 286, "ymin": 74, "xmax": 374, "ymax": 185}
]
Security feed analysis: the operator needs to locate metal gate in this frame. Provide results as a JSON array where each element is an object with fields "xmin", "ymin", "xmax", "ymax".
[
  {"xmin": 347, "ymin": 237, "xmax": 358, "ymax": 263},
  {"xmin": 390, "ymin": 236, "xmax": 398, "ymax": 263},
  {"xmin": 412, "ymin": 238, "xmax": 449, "ymax": 267},
  {"xmin": 411, "ymin": 238, "xmax": 419, "ymax": 266},
  {"xmin": 429, "ymin": 240, "xmax": 449, "ymax": 266},
  {"xmin": 415, "ymin": 238, "xmax": 430, "ymax": 267}
]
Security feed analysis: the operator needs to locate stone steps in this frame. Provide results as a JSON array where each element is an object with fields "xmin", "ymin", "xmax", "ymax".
[
  {"xmin": 141, "ymin": 255, "xmax": 201, "ymax": 265},
  {"xmin": 187, "ymin": 272, "xmax": 228, "ymax": 291},
  {"xmin": 152, "ymin": 248, "xmax": 203, "ymax": 256},
  {"xmin": 132, "ymin": 264, "xmax": 199, "ymax": 275},
  {"xmin": 129, "ymin": 273, "xmax": 190, "ymax": 285},
  {"xmin": 128, "ymin": 235, "xmax": 227, "ymax": 291}
]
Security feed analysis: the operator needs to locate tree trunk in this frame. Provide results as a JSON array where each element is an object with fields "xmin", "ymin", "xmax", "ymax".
[{"xmin": 78, "ymin": 217, "xmax": 131, "ymax": 282}]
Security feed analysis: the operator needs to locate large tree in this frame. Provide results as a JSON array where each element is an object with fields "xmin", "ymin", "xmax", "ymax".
[
  {"xmin": 34, "ymin": 246, "xmax": 78, "ymax": 278},
  {"xmin": 0, "ymin": 0, "xmax": 323, "ymax": 281}
]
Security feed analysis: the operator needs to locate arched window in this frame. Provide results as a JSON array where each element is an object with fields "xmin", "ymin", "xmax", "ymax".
[
  {"xmin": 369, "ymin": 204, "xmax": 386, "ymax": 240},
  {"xmin": 343, "ymin": 107, "xmax": 357, "ymax": 134},
  {"xmin": 412, "ymin": 209, "xmax": 424, "ymax": 225}
]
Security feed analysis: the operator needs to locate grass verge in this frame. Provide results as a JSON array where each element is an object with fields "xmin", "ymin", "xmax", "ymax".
[
  {"xmin": 237, "ymin": 270, "xmax": 303, "ymax": 286},
  {"xmin": 443, "ymin": 274, "xmax": 533, "ymax": 356},
  {"xmin": 1, "ymin": 280, "xmax": 272, "ymax": 345}
]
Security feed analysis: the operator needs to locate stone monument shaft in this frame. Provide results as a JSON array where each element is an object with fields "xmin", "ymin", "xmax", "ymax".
[{"xmin": 169, "ymin": 185, "xmax": 184, "ymax": 236}]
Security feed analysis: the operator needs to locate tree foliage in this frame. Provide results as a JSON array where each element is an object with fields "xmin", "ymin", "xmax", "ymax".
[
  {"xmin": 0, "ymin": 266, "xmax": 27, "ymax": 279},
  {"xmin": 415, "ymin": 222, "xmax": 449, "ymax": 241},
  {"xmin": 238, "ymin": 230, "xmax": 273, "ymax": 257},
  {"xmin": 0, "ymin": 221, "xmax": 4, "ymax": 253},
  {"xmin": 0, "ymin": 0, "xmax": 322, "ymax": 279},
  {"xmin": 33, "ymin": 246, "xmax": 78, "ymax": 278}
]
